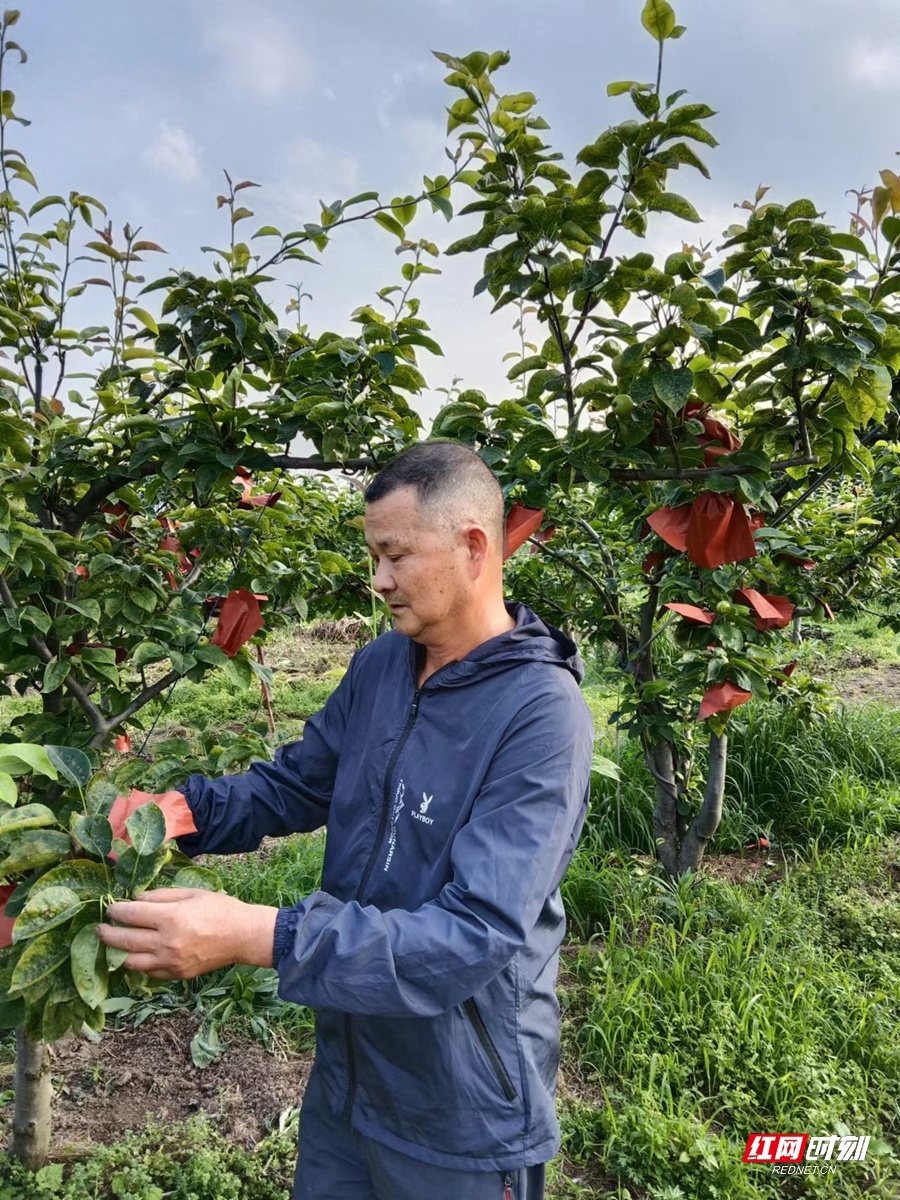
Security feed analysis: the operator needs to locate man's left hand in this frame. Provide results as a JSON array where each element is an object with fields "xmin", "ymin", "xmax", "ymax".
[{"xmin": 96, "ymin": 888, "xmax": 279, "ymax": 980}]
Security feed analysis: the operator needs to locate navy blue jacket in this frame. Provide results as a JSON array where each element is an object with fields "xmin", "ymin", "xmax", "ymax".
[{"xmin": 179, "ymin": 601, "xmax": 594, "ymax": 1170}]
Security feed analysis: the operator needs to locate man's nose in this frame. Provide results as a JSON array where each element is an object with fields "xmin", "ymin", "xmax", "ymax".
[{"xmin": 372, "ymin": 558, "xmax": 394, "ymax": 594}]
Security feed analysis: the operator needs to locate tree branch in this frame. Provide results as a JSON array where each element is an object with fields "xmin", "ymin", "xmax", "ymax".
[
  {"xmin": 269, "ymin": 454, "xmax": 376, "ymax": 473},
  {"xmin": 0, "ymin": 574, "xmax": 107, "ymax": 737},
  {"xmin": 93, "ymin": 669, "xmax": 182, "ymax": 748},
  {"xmin": 526, "ymin": 537, "xmax": 621, "ymax": 625},
  {"xmin": 608, "ymin": 455, "xmax": 816, "ymax": 483}
]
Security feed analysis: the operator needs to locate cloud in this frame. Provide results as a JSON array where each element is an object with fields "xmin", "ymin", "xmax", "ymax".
[
  {"xmin": 200, "ymin": 4, "xmax": 314, "ymax": 101},
  {"xmin": 142, "ymin": 122, "xmax": 203, "ymax": 185},
  {"xmin": 267, "ymin": 136, "xmax": 360, "ymax": 223},
  {"xmin": 847, "ymin": 41, "xmax": 900, "ymax": 90}
]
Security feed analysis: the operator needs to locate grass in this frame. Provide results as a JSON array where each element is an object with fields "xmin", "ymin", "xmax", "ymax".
[
  {"xmin": 796, "ymin": 611, "xmax": 900, "ymax": 672},
  {"xmin": 556, "ymin": 839, "xmax": 900, "ymax": 1198},
  {"xmin": 581, "ymin": 702, "xmax": 900, "ymax": 860}
]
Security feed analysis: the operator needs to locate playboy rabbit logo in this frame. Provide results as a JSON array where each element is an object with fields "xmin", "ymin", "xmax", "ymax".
[{"xmin": 413, "ymin": 790, "xmax": 435, "ymax": 826}]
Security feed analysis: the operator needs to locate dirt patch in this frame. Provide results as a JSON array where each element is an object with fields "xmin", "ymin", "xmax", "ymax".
[
  {"xmin": 700, "ymin": 849, "xmax": 785, "ymax": 885},
  {"xmin": 834, "ymin": 665, "xmax": 900, "ymax": 707},
  {"xmin": 0, "ymin": 1011, "xmax": 312, "ymax": 1153}
]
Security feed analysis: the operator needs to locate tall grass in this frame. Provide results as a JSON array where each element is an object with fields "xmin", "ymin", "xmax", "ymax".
[
  {"xmin": 582, "ymin": 703, "xmax": 900, "ymax": 859},
  {"xmin": 558, "ymin": 841, "xmax": 900, "ymax": 1198}
]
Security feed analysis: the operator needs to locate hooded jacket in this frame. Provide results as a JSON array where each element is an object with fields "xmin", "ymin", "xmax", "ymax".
[{"xmin": 178, "ymin": 601, "xmax": 594, "ymax": 1171}]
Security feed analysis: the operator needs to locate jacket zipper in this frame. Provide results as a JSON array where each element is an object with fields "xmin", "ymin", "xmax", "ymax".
[
  {"xmin": 343, "ymin": 685, "xmax": 423, "ymax": 1120},
  {"xmin": 503, "ymin": 1174, "xmax": 513, "ymax": 1200},
  {"xmin": 463, "ymin": 998, "xmax": 517, "ymax": 1102}
]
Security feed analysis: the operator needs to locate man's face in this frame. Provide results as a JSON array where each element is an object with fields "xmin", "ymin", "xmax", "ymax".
[{"xmin": 365, "ymin": 486, "xmax": 466, "ymax": 641}]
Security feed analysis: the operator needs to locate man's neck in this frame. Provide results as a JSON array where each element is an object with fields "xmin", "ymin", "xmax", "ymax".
[{"xmin": 416, "ymin": 602, "xmax": 517, "ymax": 687}]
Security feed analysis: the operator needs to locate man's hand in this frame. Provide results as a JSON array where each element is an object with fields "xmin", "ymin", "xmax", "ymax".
[{"xmin": 96, "ymin": 888, "xmax": 279, "ymax": 981}]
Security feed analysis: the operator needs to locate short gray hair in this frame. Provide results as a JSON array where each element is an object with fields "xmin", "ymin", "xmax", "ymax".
[{"xmin": 364, "ymin": 441, "xmax": 504, "ymax": 549}]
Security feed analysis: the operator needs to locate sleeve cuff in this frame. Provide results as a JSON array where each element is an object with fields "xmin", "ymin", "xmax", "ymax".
[
  {"xmin": 273, "ymin": 907, "xmax": 299, "ymax": 967},
  {"xmin": 173, "ymin": 778, "xmax": 205, "ymax": 857}
]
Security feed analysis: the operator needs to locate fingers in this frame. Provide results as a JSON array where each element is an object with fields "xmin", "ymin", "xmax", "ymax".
[
  {"xmin": 104, "ymin": 890, "xmax": 200, "ymax": 926},
  {"xmin": 130, "ymin": 887, "xmax": 200, "ymax": 905},
  {"xmin": 95, "ymin": 923, "xmax": 159, "ymax": 954},
  {"xmin": 103, "ymin": 900, "xmax": 167, "ymax": 928},
  {"xmin": 121, "ymin": 954, "xmax": 172, "ymax": 977}
]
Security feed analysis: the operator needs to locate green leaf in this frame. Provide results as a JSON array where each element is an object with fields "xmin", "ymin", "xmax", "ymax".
[
  {"xmin": 577, "ymin": 131, "xmax": 623, "ymax": 169},
  {"xmin": 507, "ymin": 354, "xmax": 547, "ymax": 381},
  {"xmin": 81, "ymin": 647, "xmax": 119, "ymax": 684},
  {"xmin": 875, "ymin": 274, "xmax": 900, "ymax": 301},
  {"xmin": 70, "ymin": 814, "xmax": 113, "ymax": 860},
  {"xmin": 8, "ymin": 925, "xmax": 73, "ymax": 996},
  {"xmin": 392, "ymin": 196, "xmax": 417, "ymax": 225},
  {"xmin": 46, "ymin": 745, "xmax": 92, "ymax": 789},
  {"xmin": 28, "ymin": 859, "xmax": 111, "ymax": 901},
  {"xmin": 651, "ymin": 366, "xmax": 694, "ymax": 411},
  {"xmin": 829, "ymin": 232, "xmax": 871, "ymax": 258},
  {"xmin": 193, "ymin": 644, "xmax": 231, "ymax": 668},
  {"xmin": 85, "ymin": 774, "xmax": 119, "ymax": 817},
  {"xmin": 70, "ymin": 925, "xmax": 108, "ymax": 1009},
  {"xmin": 106, "ymin": 942, "xmax": 130, "ymax": 972},
  {"xmin": 373, "ymin": 211, "xmax": 406, "ymax": 239},
  {"xmin": 222, "ymin": 653, "xmax": 254, "ymax": 690},
  {"xmin": 590, "ymin": 754, "xmax": 621, "ymax": 781},
  {"xmin": 607, "ymin": 80, "xmax": 638, "ymax": 96},
  {"xmin": 0, "ymin": 803, "xmax": 57, "ymax": 838},
  {"xmin": 784, "ymin": 198, "xmax": 819, "ymax": 221},
  {"xmin": 171, "ymin": 866, "xmax": 224, "ymax": 892},
  {"xmin": 0, "ymin": 996, "xmax": 24, "ymax": 1029},
  {"xmin": 646, "ymin": 192, "xmax": 701, "ymax": 222},
  {"xmin": 114, "ymin": 845, "xmax": 168, "ymax": 892},
  {"xmin": 881, "ymin": 216, "xmax": 900, "ymax": 246},
  {"xmin": 12, "ymin": 886, "xmax": 86, "ymax": 942},
  {"xmin": 641, "ymin": 0, "xmax": 676, "ymax": 39},
  {"xmin": 191, "ymin": 1020, "xmax": 224, "ymax": 1069},
  {"xmin": 42, "ymin": 659, "xmax": 70, "ymax": 695},
  {"xmin": 169, "ymin": 649, "xmax": 197, "ymax": 677},
  {"xmin": 125, "ymin": 801, "xmax": 166, "ymax": 856},
  {"xmin": 0, "ymin": 744, "xmax": 58, "ymax": 780},
  {"xmin": 0, "ymin": 830, "xmax": 71, "ymax": 876},
  {"xmin": 0, "ymin": 772, "xmax": 16, "ymax": 806},
  {"xmin": 132, "ymin": 640, "xmax": 168, "ymax": 668},
  {"xmin": 128, "ymin": 307, "xmax": 158, "ymax": 335}
]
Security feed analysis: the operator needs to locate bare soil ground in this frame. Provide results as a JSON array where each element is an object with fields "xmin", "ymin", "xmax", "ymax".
[
  {"xmin": 0, "ymin": 1011, "xmax": 312, "ymax": 1154},
  {"xmin": 834, "ymin": 663, "xmax": 900, "ymax": 707}
]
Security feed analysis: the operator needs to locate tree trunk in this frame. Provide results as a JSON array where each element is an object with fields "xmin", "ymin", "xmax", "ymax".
[
  {"xmin": 648, "ymin": 732, "xmax": 729, "ymax": 875},
  {"xmin": 679, "ymin": 731, "xmax": 728, "ymax": 872},
  {"xmin": 10, "ymin": 1029, "xmax": 52, "ymax": 1168},
  {"xmin": 648, "ymin": 737, "xmax": 680, "ymax": 876}
]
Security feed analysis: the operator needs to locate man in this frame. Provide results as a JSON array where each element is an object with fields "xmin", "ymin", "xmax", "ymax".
[{"xmin": 99, "ymin": 441, "xmax": 594, "ymax": 1200}]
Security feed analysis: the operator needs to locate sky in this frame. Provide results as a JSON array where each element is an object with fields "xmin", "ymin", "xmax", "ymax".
[{"xmin": 18, "ymin": 0, "xmax": 900, "ymax": 426}]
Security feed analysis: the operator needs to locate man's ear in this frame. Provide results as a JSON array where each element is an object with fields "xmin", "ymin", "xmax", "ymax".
[{"xmin": 463, "ymin": 524, "xmax": 491, "ymax": 575}]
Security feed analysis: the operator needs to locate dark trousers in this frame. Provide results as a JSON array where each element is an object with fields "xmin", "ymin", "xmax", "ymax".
[{"xmin": 293, "ymin": 1066, "xmax": 546, "ymax": 1200}]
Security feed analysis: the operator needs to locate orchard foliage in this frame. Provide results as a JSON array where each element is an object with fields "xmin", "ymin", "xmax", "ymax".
[
  {"xmin": 0, "ymin": 0, "xmax": 898, "ymax": 1108},
  {"xmin": 425, "ymin": 2, "xmax": 900, "ymax": 872}
]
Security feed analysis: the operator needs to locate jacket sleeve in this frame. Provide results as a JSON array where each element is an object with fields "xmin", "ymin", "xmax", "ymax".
[
  {"xmin": 175, "ymin": 659, "xmax": 356, "ymax": 858},
  {"xmin": 271, "ymin": 683, "xmax": 594, "ymax": 1016}
]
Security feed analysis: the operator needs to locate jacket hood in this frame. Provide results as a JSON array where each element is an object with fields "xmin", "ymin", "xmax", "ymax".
[{"xmin": 399, "ymin": 600, "xmax": 585, "ymax": 689}]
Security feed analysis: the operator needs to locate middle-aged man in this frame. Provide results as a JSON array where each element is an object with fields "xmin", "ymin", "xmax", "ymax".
[{"xmin": 99, "ymin": 441, "xmax": 595, "ymax": 1200}]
